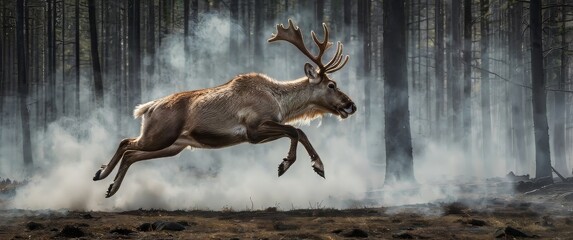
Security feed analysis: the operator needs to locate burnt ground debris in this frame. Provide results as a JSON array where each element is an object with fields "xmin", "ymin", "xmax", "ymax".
[{"xmin": 0, "ymin": 177, "xmax": 572, "ymax": 239}]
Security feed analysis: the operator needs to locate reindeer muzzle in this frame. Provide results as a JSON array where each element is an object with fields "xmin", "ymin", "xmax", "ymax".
[{"xmin": 338, "ymin": 102, "xmax": 356, "ymax": 119}]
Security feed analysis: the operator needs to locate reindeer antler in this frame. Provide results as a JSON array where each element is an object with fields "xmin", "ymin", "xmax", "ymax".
[{"xmin": 268, "ymin": 19, "xmax": 349, "ymax": 74}]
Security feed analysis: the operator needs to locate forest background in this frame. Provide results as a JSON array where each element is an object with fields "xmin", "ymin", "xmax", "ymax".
[{"xmin": 0, "ymin": 0, "xmax": 572, "ymax": 210}]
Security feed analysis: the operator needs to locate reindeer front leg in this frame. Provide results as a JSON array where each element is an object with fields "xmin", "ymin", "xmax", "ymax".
[
  {"xmin": 247, "ymin": 121, "xmax": 325, "ymax": 178},
  {"xmin": 294, "ymin": 128, "xmax": 325, "ymax": 178},
  {"xmin": 279, "ymin": 138, "xmax": 298, "ymax": 176}
]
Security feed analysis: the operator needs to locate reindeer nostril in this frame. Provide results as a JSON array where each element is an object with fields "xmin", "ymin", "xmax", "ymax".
[{"xmin": 341, "ymin": 102, "xmax": 356, "ymax": 115}]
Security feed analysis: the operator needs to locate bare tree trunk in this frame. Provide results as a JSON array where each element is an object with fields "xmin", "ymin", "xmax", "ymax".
[
  {"xmin": 17, "ymin": 0, "xmax": 33, "ymax": 168},
  {"xmin": 229, "ymin": 0, "xmax": 238, "ymax": 62},
  {"xmin": 316, "ymin": 0, "xmax": 324, "ymax": 25},
  {"xmin": 75, "ymin": 0, "xmax": 80, "ymax": 116},
  {"xmin": 161, "ymin": 0, "xmax": 171, "ymax": 40},
  {"xmin": 451, "ymin": 0, "xmax": 462, "ymax": 144},
  {"xmin": 343, "ymin": 0, "xmax": 351, "ymax": 102},
  {"xmin": 128, "ymin": 0, "xmax": 141, "ymax": 108},
  {"xmin": 462, "ymin": 0, "xmax": 472, "ymax": 151},
  {"xmin": 444, "ymin": 0, "xmax": 452, "ymax": 139},
  {"xmin": 191, "ymin": 0, "xmax": 198, "ymax": 23},
  {"xmin": 530, "ymin": 0, "xmax": 552, "ymax": 180},
  {"xmin": 253, "ymin": 0, "xmax": 264, "ymax": 72},
  {"xmin": 435, "ymin": 0, "xmax": 445, "ymax": 141},
  {"xmin": 344, "ymin": 0, "xmax": 351, "ymax": 27},
  {"xmin": 358, "ymin": 0, "xmax": 371, "ymax": 133},
  {"xmin": 509, "ymin": 1, "xmax": 526, "ymax": 173},
  {"xmin": 0, "ymin": 8, "xmax": 4, "ymax": 136},
  {"xmin": 183, "ymin": 0, "xmax": 190, "ymax": 59},
  {"xmin": 88, "ymin": 0, "xmax": 104, "ymax": 107},
  {"xmin": 61, "ymin": 0, "xmax": 66, "ymax": 115},
  {"xmin": 46, "ymin": 0, "xmax": 57, "ymax": 126},
  {"xmin": 35, "ymin": 10, "xmax": 41, "ymax": 130},
  {"xmin": 27, "ymin": 7, "xmax": 35, "ymax": 131},
  {"xmin": 480, "ymin": 0, "xmax": 492, "ymax": 162},
  {"xmin": 553, "ymin": 0, "xmax": 568, "ymax": 176},
  {"xmin": 383, "ymin": 0, "xmax": 415, "ymax": 184},
  {"xmin": 146, "ymin": 0, "xmax": 155, "ymax": 90},
  {"xmin": 100, "ymin": 0, "xmax": 106, "ymax": 76}
]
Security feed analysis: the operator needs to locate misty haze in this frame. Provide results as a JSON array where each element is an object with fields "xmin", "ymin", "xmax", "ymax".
[{"xmin": 0, "ymin": 0, "xmax": 572, "ymax": 239}]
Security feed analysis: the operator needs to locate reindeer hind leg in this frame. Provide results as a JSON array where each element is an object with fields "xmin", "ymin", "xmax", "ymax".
[
  {"xmin": 93, "ymin": 138, "xmax": 135, "ymax": 181},
  {"xmin": 105, "ymin": 143, "xmax": 187, "ymax": 198},
  {"xmin": 95, "ymin": 108, "xmax": 182, "ymax": 182}
]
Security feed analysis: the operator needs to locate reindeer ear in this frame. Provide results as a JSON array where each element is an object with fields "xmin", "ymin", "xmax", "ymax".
[{"xmin": 304, "ymin": 63, "xmax": 321, "ymax": 84}]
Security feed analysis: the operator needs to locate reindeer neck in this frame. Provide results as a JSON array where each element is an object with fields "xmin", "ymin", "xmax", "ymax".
[{"xmin": 272, "ymin": 77, "xmax": 321, "ymax": 123}]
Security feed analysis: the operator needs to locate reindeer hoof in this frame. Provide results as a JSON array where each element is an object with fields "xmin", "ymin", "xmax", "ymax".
[
  {"xmin": 105, "ymin": 183, "xmax": 114, "ymax": 198},
  {"xmin": 93, "ymin": 165, "xmax": 107, "ymax": 181},
  {"xmin": 311, "ymin": 160, "xmax": 325, "ymax": 179},
  {"xmin": 278, "ymin": 158, "xmax": 294, "ymax": 177},
  {"xmin": 93, "ymin": 169, "xmax": 102, "ymax": 181},
  {"xmin": 313, "ymin": 167, "xmax": 325, "ymax": 178}
]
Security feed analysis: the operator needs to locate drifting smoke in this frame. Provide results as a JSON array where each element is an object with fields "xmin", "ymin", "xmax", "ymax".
[{"xmin": 1, "ymin": 14, "xmax": 517, "ymax": 211}]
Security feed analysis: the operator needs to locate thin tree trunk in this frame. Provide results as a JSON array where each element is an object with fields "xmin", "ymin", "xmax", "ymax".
[
  {"xmin": 34, "ymin": 11, "xmax": 41, "ymax": 129},
  {"xmin": 425, "ymin": 0, "xmax": 431, "ymax": 137},
  {"xmin": 530, "ymin": 0, "xmax": 552, "ymax": 180},
  {"xmin": 480, "ymin": 0, "xmax": 491, "ymax": 162},
  {"xmin": 28, "ymin": 7, "xmax": 35, "ymax": 131},
  {"xmin": 128, "ymin": 0, "xmax": 141, "ymax": 108},
  {"xmin": 444, "ymin": 0, "xmax": 452, "ymax": 139},
  {"xmin": 17, "ymin": 0, "xmax": 33, "ymax": 167},
  {"xmin": 75, "ymin": 0, "xmax": 80, "ymax": 116},
  {"xmin": 462, "ymin": 0, "xmax": 472, "ymax": 151},
  {"xmin": 46, "ymin": 0, "xmax": 57, "ymax": 126},
  {"xmin": 383, "ymin": 0, "xmax": 415, "ymax": 184},
  {"xmin": 343, "ymin": 0, "xmax": 351, "ymax": 112},
  {"xmin": 61, "ymin": 0, "xmax": 66, "ymax": 115},
  {"xmin": 191, "ymin": 0, "xmax": 198, "ymax": 23},
  {"xmin": 451, "ymin": 0, "xmax": 462, "ymax": 144},
  {"xmin": 344, "ymin": 0, "xmax": 351, "ymax": 27},
  {"xmin": 162, "ymin": 0, "xmax": 171, "ymax": 39},
  {"xmin": 88, "ymin": 0, "xmax": 104, "ymax": 107},
  {"xmin": 0, "ymin": 8, "xmax": 4, "ymax": 136},
  {"xmin": 253, "ymin": 0, "xmax": 264, "ymax": 72},
  {"xmin": 509, "ymin": 1, "xmax": 526, "ymax": 173},
  {"xmin": 435, "ymin": 0, "xmax": 444, "ymax": 141},
  {"xmin": 100, "ymin": 0, "xmax": 105, "ymax": 75},
  {"xmin": 110, "ymin": 0, "xmax": 121, "ymax": 125},
  {"xmin": 184, "ymin": 0, "xmax": 190, "ymax": 59},
  {"xmin": 121, "ymin": 1, "xmax": 128, "ymax": 115},
  {"xmin": 146, "ymin": 0, "xmax": 155, "ymax": 90},
  {"xmin": 229, "ymin": 0, "xmax": 238, "ymax": 62},
  {"xmin": 553, "ymin": 0, "xmax": 568, "ymax": 176},
  {"xmin": 316, "ymin": 0, "xmax": 324, "ymax": 25},
  {"xmin": 358, "ymin": 0, "xmax": 371, "ymax": 132}
]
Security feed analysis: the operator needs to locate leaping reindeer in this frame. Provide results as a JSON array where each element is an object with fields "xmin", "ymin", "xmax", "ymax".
[{"xmin": 93, "ymin": 19, "xmax": 357, "ymax": 198}]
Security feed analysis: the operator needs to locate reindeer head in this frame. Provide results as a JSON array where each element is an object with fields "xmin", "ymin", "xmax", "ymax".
[{"xmin": 268, "ymin": 19, "xmax": 357, "ymax": 119}]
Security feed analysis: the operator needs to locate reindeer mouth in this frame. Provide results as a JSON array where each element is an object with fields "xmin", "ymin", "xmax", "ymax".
[{"xmin": 337, "ymin": 103, "xmax": 356, "ymax": 119}]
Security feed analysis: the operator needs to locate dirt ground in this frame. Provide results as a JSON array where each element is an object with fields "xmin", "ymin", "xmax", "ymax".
[{"xmin": 1, "ymin": 180, "xmax": 573, "ymax": 239}]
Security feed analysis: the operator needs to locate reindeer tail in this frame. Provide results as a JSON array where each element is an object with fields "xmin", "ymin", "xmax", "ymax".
[{"xmin": 133, "ymin": 101, "xmax": 156, "ymax": 119}]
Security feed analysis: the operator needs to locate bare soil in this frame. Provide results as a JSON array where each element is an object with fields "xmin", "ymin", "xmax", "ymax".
[{"xmin": 1, "ymin": 180, "xmax": 573, "ymax": 239}]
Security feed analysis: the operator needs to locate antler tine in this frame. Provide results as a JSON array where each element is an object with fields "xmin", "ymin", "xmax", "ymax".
[
  {"xmin": 324, "ymin": 42, "xmax": 344, "ymax": 70},
  {"xmin": 268, "ymin": 19, "xmax": 323, "ymax": 68},
  {"xmin": 310, "ymin": 23, "xmax": 333, "ymax": 66},
  {"xmin": 268, "ymin": 19, "xmax": 349, "ymax": 74},
  {"xmin": 326, "ymin": 54, "xmax": 343, "ymax": 71},
  {"xmin": 325, "ymin": 55, "xmax": 349, "ymax": 74}
]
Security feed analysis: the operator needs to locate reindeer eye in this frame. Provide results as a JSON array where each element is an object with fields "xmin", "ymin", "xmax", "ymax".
[{"xmin": 328, "ymin": 82, "xmax": 336, "ymax": 89}]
